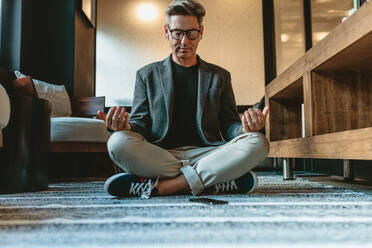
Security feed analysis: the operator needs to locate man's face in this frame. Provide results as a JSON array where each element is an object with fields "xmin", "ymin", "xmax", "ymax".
[{"xmin": 164, "ymin": 15, "xmax": 203, "ymax": 62}]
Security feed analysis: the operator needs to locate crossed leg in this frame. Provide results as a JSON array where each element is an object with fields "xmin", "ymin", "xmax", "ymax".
[{"xmin": 107, "ymin": 130, "xmax": 269, "ymax": 195}]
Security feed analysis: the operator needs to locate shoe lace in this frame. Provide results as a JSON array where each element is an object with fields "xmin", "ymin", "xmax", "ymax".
[
  {"xmin": 213, "ymin": 180, "xmax": 238, "ymax": 194},
  {"xmin": 129, "ymin": 177, "xmax": 159, "ymax": 199}
]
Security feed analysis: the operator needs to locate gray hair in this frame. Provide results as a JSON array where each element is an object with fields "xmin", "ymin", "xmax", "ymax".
[{"xmin": 166, "ymin": 0, "xmax": 206, "ymax": 26}]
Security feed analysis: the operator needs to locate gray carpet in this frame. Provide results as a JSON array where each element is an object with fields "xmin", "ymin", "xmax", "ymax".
[{"xmin": 1, "ymin": 174, "xmax": 372, "ymax": 248}]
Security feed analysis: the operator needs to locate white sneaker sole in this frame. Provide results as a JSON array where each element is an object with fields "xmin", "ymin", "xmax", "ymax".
[
  {"xmin": 247, "ymin": 171, "xmax": 258, "ymax": 193},
  {"xmin": 103, "ymin": 172, "xmax": 127, "ymax": 193}
]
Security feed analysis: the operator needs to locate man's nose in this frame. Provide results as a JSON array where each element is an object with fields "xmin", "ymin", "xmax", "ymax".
[{"xmin": 180, "ymin": 34, "xmax": 189, "ymax": 43}]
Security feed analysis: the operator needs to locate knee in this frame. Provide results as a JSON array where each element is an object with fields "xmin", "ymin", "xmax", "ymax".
[
  {"xmin": 256, "ymin": 132, "xmax": 270, "ymax": 158},
  {"xmin": 107, "ymin": 130, "xmax": 140, "ymax": 157},
  {"xmin": 238, "ymin": 132, "xmax": 270, "ymax": 160}
]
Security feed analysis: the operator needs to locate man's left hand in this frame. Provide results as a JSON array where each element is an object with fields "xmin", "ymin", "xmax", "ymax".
[{"xmin": 241, "ymin": 106, "xmax": 269, "ymax": 133}]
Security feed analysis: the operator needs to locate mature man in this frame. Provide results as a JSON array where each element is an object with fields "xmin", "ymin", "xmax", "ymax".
[{"xmin": 98, "ymin": 0, "xmax": 269, "ymax": 198}]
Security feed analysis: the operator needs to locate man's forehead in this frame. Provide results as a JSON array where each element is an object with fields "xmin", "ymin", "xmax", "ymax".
[{"xmin": 168, "ymin": 15, "xmax": 200, "ymax": 29}]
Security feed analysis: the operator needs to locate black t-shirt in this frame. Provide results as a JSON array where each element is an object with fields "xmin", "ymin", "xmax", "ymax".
[{"xmin": 162, "ymin": 60, "xmax": 205, "ymax": 149}]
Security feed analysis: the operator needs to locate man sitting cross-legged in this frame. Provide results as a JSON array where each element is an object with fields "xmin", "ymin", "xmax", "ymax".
[{"xmin": 97, "ymin": 0, "xmax": 269, "ymax": 198}]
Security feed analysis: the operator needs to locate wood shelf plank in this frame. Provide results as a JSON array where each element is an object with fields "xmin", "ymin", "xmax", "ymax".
[{"xmin": 268, "ymin": 127, "xmax": 372, "ymax": 160}]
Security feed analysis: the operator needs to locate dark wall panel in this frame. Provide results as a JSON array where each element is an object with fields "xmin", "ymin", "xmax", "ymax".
[
  {"xmin": 21, "ymin": 0, "xmax": 75, "ymax": 95},
  {"xmin": 0, "ymin": 0, "xmax": 22, "ymax": 70},
  {"xmin": 262, "ymin": 0, "xmax": 276, "ymax": 85}
]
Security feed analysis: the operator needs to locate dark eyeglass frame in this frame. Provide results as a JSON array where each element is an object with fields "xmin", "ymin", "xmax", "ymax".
[{"xmin": 167, "ymin": 25, "xmax": 201, "ymax": 40}]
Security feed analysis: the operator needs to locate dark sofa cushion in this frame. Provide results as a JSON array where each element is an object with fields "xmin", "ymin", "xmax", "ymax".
[{"xmin": 0, "ymin": 67, "xmax": 16, "ymax": 95}]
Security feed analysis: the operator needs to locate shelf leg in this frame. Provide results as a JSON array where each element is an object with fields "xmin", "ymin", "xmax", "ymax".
[
  {"xmin": 273, "ymin": 158, "xmax": 279, "ymax": 174},
  {"xmin": 283, "ymin": 158, "xmax": 295, "ymax": 180},
  {"xmin": 343, "ymin": 159, "xmax": 354, "ymax": 181}
]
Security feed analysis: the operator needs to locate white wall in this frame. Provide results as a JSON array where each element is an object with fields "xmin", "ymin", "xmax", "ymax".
[{"xmin": 96, "ymin": 0, "xmax": 265, "ymax": 106}]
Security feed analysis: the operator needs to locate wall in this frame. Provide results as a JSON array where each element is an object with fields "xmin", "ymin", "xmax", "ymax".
[
  {"xmin": 96, "ymin": 0, "xmax": 265, "ymax": 106},
  {"xmin": 20, "ymin": 0, "xmax": 75, "ymax": 94}
]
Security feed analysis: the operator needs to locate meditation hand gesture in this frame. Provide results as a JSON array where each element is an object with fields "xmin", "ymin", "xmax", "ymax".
[
  {"xmin": 241, "ymin": 106, "xmax": 269, "ymax": 133},
  {"xmin": 97, "ymin": 106, "xmax": 131, "ymax": 131}
]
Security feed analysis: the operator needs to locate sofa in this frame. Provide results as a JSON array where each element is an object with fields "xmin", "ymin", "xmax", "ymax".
[
  {"xmin": 0, "ymin": 67, "xmax": 115, "ymax": 192},
  {"xmin": 12, "ymin": 70, "xmax": 111, "ymax": 147}
]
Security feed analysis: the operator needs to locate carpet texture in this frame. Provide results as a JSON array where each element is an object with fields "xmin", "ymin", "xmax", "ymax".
[{"xmin": 1, "ymin": 174, "xmax": 372, "ymax": 248}]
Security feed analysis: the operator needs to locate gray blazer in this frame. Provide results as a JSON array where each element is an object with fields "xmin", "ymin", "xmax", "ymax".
[{"xmin": 129, "ymin": 55, "xmax": 243, "ymax": 147}]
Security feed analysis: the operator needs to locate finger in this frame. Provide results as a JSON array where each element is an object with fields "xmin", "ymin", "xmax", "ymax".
[
  {"xmin": 113, "ymin": 106, "xmax": 122, "ymax": 121},
  {"xmin": 124, "ymin": 109, "xmax": 129, "ymax": 120},
  {"xmin": 255, "ymin": 109, "xmax": 265, "ymax": 124},
  {"xmin": 106, "ymin": 107, "xmax": 116, "ymax": 128},
  {"xmin": 254, "ymin": 109, "xmax": 265, "ymax": 130},
  {"xmin": 112, "ymin": 107, "xmax": 123, "ymax": 129},
  {"xmin": 241, "ymin": 114, "xmax": 248, "ymax": 126},
  {"xmin": 248, "ymin": 108, "xmax": 261, "ymax": 129},
  {"xmin": 263, "ymin": 106, "xmax": 269, "ymax": 116},
  {"xmin": 248, "ymin": 108, "xmax": 258, "ymax": 122},
  {"xmin": 122, "ymin": 111, "xmax": 128, "ymax": 123},
  {"xmin": 118, "ymin": 108, "xmax": 127, "ymax": 129},
  {"xmin": 96, "ymin": 110, "xmax": 106, "ymax": 121},
  {"xmin": 244, "ymin": 111, "xmax": 256, "ymax": 131},
  {"xmin": 241, "ymin": 114, "xmax": 248, "ymax": 128},
  {"xmin": 121, "ymin": 107, "xmax": 127, "ymax": 118},
  {"xmin": 241, "ymin": 114, "xmax": 250, "ymax": 132}
]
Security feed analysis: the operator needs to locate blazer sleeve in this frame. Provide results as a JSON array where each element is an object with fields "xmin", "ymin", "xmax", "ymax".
[
  {"xmin": 219, "ymin": 72, "xmax": 243, "ymax": 141},
  {"xmin": 129, "ymin": 70, "xmax": 151, "ymax": 139}
]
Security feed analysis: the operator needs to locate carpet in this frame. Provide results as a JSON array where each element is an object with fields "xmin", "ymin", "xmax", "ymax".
[{"xmin": 1, "ymin": 174, "xmax": 372, "ymax": 248}]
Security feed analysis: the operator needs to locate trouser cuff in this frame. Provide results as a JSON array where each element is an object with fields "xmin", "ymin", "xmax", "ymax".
[{"xmin": 180, "ymin": 164, "xmax": 204, "ymax": 195}]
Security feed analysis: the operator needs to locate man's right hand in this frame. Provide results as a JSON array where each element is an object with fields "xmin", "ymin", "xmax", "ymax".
[{"xmin": 96, "ymin": 106, "xmax": 131, "ymax": 131}]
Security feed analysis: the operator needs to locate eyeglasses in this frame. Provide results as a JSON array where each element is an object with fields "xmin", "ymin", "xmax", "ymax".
[{"xmin": 167, "ymin": 25, "xmax": 201, "ymax": 40}]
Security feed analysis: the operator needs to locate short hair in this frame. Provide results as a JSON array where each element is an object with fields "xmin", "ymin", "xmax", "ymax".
[{"xmin": 166, "ymin": 0, "xmax": 206, "ymax": 26}]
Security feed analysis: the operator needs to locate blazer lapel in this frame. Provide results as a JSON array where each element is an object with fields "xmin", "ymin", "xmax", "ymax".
[
  {"xmin": 196, "ymin": 58, "xmax": 212, "ymax": 127},
  {"xmin": 157, "ymin": 55, "xmax": 174, "ymax": 126}
]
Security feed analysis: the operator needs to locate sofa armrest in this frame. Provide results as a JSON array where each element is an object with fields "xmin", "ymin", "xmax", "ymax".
[
  {"xmin": 70, "ymin": 96, "xmax": 105, "ymax": 118},
  {"xmin": 0, "ymin": 85, "xmax": 11, "ymax": 147}
]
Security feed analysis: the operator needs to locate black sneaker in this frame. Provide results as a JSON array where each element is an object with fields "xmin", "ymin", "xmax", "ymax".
[
  {"xmin": 208, "ymin": 171, "xmax": 258, "ymax": 194},
  {"xmin": 104, "ymin": 173, "xmax": 159, "ymax": 198}
]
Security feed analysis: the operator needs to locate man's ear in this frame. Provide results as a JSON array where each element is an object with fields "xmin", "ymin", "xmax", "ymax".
[
  {"xmin": 164, "ymin": 24, "xmax": 169, "ymax": 40},
  {"xmin": 199, "ymin": 25, "xmax": 204, "ymax": 40}
]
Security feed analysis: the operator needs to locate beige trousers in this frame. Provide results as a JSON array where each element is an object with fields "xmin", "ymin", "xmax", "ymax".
[{"xmin": 107, "ymin": 130, "xmax": 269, "ymax": 195}]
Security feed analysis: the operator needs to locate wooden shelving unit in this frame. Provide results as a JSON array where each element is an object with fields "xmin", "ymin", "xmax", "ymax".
[{"xmin": 265, "ymin": 1, "xmax": 372, "ymax": 160}]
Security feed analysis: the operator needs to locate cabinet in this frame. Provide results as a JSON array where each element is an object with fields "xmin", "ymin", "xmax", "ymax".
[{"xmin": 265, "ymin": 2, "xmax": 372, "ymax": 160}]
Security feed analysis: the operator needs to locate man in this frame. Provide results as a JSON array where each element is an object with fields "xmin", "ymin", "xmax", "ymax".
[{"xmin": 98, "ymin": 0, "xmax": 269, "ymax": 198}]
